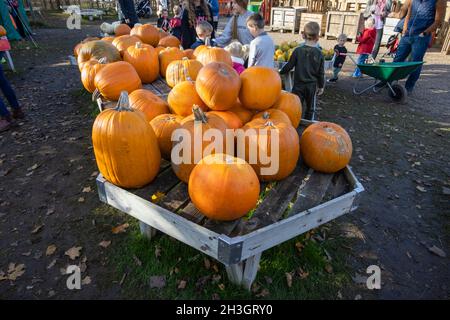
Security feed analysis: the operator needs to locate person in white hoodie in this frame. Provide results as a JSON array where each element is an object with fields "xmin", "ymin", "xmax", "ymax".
[{"xmin": 215, "ymin": 0, "xmax": 254, "ymax": 47}]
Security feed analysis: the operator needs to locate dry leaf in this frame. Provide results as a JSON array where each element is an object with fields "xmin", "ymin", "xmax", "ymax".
[
  {"xmin": 91, "ymin": 171, "xmax": 99, "ymax": 177},
  {"xmin": 212, "ymin": 264, "xmax": 219, "ymax": 273},
  {"xmin": 81, "ymin": 276, "xmax": 91, "ymax": 285},
  {"xmin": 46, "ymin": 245, "xmax": 57, "ymax": 256},
  {"xmin": 285, "ymin": 272, "xmax": 293, "ymax": 288},
  {"xmin": 218, "ymin": 283, "xmax": 225, "ymax": 291},
  {"xmin": 65, "ymin": 246, "xmax": 82, "ymax": 260},
  {"xmin": 133, "ymin": 255, "xmax": 142, "ymax": 267},
  {"xmin": 82, "ymin": 186, "xmax": 92, "ymax": 193},
  {"xmin": 21, "ymin": 251, "xmax": 31, "ymax": 257},
  {"xmin": 325, "ymin": 264, "xmax": 334, "ymax": 274},
  {"xmin": 255, "ymin": 288, "xmax": 270, "ymax": 298},
  {"xmin": 204, "ymin": 258, "xmax": 211, "ymax": 270},
  {"xmin": 7, "ymin": 263, "xmax": 25, "ymax": 281},
  {"xmin": 47, "ymin": 259, "xmax": 57, "ymax": 270},
  {"xmin": 149, "ymin": 276, "xmax": 166, "ymax": 289},
  {"xmin": 78, "ymin": 197, "xmax": 85, "ymax": 203},
  {"xmin": 297, "ymin": 267, "xmax": 309, "ymax": 280},
  {"xmin": 295, "ymin": 241, "xmax": 304, "ymax": 252},
  {"xmin": 27, "ymin": 164, "xmax": 39, "ymax": 171},
  {"xmin": 112, "ymin": 223, "xmax": 129, "ymax": 234},
  {"xmin": 178, "ymin": 280, "xmax": 187, "ymax": 290},
  {"xmin": 416, "ymin": 186, "xmax": 427, "ymax": 193},
  {"xmin": 31, "ymin": 224, "xmax": 44, "ymax": 234},
  {"xmin": 428, "ymin": 245, "xmax": 446, "ymax": 258},
  {"xmin": 98, "ymin": 240, "xmax": 111, "ymax": 248},
  {"xmin": 150, "ymin": 191, "xmax": 165, "ymax": 203}
]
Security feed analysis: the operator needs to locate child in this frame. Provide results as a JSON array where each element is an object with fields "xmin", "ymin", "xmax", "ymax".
[
  {"xmin": 157, "ymin": 8, "xmax": 170, "ymax": 32},
  {"xmin": 353, "ymin": 17, "xmax": 376, "ymax": 77},
  {"xmin": 328, "ymin": 34, "xmax": 348, "ymax": 82},
  {"xmin": 191, "ymin": 21, "xmax": 216, "ymax": 49},
  {"xmin": 225, "ymin": 41, "xmax": 249, "ymax": 74},
  {"xmin": 169, "ymin": 5, "xmax": 183, "ymax": 40},
  {"xmin": 279, "ymin": 22, "xmax": 324, "ymax": 120},
  {"xmin": 0, "ymin": 54, "xmax": 23, "ymax": 132},
  {"xmin": 246, "ymin": 13, "xmax": 274, "ymax": 68}
]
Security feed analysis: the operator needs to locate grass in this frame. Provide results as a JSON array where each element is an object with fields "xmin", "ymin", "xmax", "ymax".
[{"xmin": 93, "ymin": 205, "xmax": 353, "ymax": 300}]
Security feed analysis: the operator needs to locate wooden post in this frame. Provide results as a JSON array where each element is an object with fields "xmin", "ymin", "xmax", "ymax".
[
  {"xmin": 242, "ymin": 253, "xmax": 261, "ymax": 290},
  {"xmin": 225, "ymin": 263, "xmax": 243, "ymax": 285},
  {"xmin": 139, "ymin": 221, "xmax": 158, "ymax": 240}
]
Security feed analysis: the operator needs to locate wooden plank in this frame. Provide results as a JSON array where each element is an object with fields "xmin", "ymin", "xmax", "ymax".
[
  {"xmin": 178, "ymin": 202, "xmax": 206, "ymax": 224},
  {"xmin": 323, "ymin": 170, "xmax": 349, "ymax": 202},
  {"xmin": 159, "ymin": 182, "xmax": 190, "ymax": 212},
  {"xmin": 152, "ymin": 78, "xmax": 172, "ymax": 95},
  {"xmin": 242, "ymin": 253, "xmax": 261, "ymax": 290},
  {"xmin": 238, "ymin": 191, "xmax": 357, "ymax": 260},
  {"xmin": 101, "ymin": 178, "xmax": 221, "ymax": 259},
  {"xmin": 132, "ymin": 166, "xmax": 180, "ymax": 200},
  {"xmin": 142, "ymin": 83, "xmax": 161, "ymax": 96}
]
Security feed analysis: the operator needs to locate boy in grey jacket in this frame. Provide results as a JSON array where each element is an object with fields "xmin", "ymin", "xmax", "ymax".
[{"xmin": 246, "ymin": 13, "xmax": 275, "ymax": 68}]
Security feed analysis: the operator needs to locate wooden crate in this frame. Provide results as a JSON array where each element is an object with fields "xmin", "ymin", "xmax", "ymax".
[
  {"xmin": 298, "ymin": 12, "xmax": 327, "ymax": 36},
  {"xmin": 270, "ymin": 6, "xmax": 307, "ymax": 34},
  {"xmin": 325, "ymin": 11, "xmax": 365, "ymax": 42},
  {"xmin": 95, "ymin": 79, "xmax": 364, "ymax": 290}
]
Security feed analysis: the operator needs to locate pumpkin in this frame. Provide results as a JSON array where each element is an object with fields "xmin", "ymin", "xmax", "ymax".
[
  {"xmin": 74, "ymin": 37, "xmax": 101, "ymax": 58},
  {"xmin": 239, "ymin": 66, "xmax": 282, "ymax": 111},
  {"xmin": 158, "ymin": 29, "xmax": 169, "ymax": 40},
  {"xmin": 183, "ymin": 49, "xmax": 195, "ymax": 59},
  {"xmin": 150, "ymin": 114, "xmax": 183, "ymax": 160},
  {"xmin": 94, "ymin": 61, "xmax": 142, "ymax": 101},
  {"xmin": 196, "ymin": 46, "xmax": 232, "ymax": 66},
  {"xmin": 92, "ymin": 91, "xmax": 161, "ymax": 188},
  {"xmin": 158, "ymin": 35, "xmax": 181, "ymax": 48},
  {"xmin": 252, "ymin": 109, "xmax": 292, "ymax": 125},
  {"xmin": 300, "ymin": 122, "xmax": 353, "ymax": 173},
  {"xmin": 240, "ymin": 119, "xmax": 299, "ymax": 181},
  {"xmin": 193, "ymin": 45, "xmax": 207, "ymax": 57},
  {"xmin": 208, "ymin": 111, "xmax": 243, "ymax": 129},
  {"xmin": 129, "ymin": 89, "xmax": 170, "ymax": 122},
  {"xmin": 171, "ymin": 107, "xmax": 229, "ymax": 183},
  {"xmin": 272, "ymin": 91, "xmax": 302, "ymax": 128},
  {"xmin": 189, "ymin": 153, "xmax": 260, "ymax": 221},
  {"xmin": 154, "ymin": 46, "xmax": 166, "ymax": 55},
  {"xmin": 195, "ymin": 62, "xmax": 241, "ymax": 111},
  {"xmin": 130, "ymin": 24, "xmax": 160, "ymax": 47},
  {"xmin": 123, "ymin": 42, "xmax": 159, "ymax": 83},
  {"xmin": 159, "ymin": 47, "xmax": 185, "ymax": 78},
  {"xmin": 114, "ymin": 24, "xmax": 131, "ymax": 36},
  {"xmin": 168, "ymin": 81, "xmax": 208, "ymax": 117},
  {"xmin": 101, "ymin": 36, "xmax": 115, "ymax": 42},
  {"xmin": 77, "ymin": 40, "xmax": 121, "ymax": 70},
  {"xmin": 112, "ymin": 35, "xmax": 141, "ymax": 54},
  {"xmin": 165, "ymin": 57, "xmax": 203, "ymax": 88},
  {"xmin": 229, "ymin": 100, "xmax": 254, "ymax": 125},
  {"xmin": 81, "ymin": 57, "xmax": 108, "ymax": 93},
  {"xmin": 0, "ymin": 25, "xmax": 7, "ymax": 37}
]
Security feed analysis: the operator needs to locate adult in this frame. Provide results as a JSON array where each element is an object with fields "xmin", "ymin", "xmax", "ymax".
[
  {"xmin": 181, "ymin": 0, "xmax": 214, "ymax": 49},
  {"xmin": 117, "ymin": 0, "xmax": 139, "ymax": 26},
  {"xmin": 0, "ymin": 52, "xmax": 23, "ymax": 132},
  {"xmin": 208, "ymin": 0, "xmax": 220, "ymax": 31},
  {"xmin": 364, "ymin": 0, "xmax": 393, "ymax": 59},
  {"xmin": 391, "ymin": 0, "xmax": 446, "ymax": 93},
  {"xmin": 215, "ymin": 0, "xmax": 254, "ymax": 47}
]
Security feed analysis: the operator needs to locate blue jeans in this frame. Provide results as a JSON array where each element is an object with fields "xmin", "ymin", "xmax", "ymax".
[
  {"xmin": 393, "ymin": 34, "xmax": 430, "ymax": 91},
  {"xmin": 353, "ymin": 54, "xmax": 369, "ymax": 77},
  {"xmin": 0, "ymin": 59, "xmax": 20, "ymax": 118}
]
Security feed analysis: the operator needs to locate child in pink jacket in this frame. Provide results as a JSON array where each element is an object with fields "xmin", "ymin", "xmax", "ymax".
[{"xmin": 225, "ymin": 41, "xmax": 249, "ymax": 75}]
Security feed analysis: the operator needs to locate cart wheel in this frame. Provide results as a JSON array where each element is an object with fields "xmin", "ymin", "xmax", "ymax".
[{"xmin": 388, "ymin": 83, "xmax": 407, "ymax": 104}]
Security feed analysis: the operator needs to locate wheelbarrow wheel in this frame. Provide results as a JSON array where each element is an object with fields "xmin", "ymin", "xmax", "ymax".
[{"xmin": 388, "ymin": 83, "xmax": 407, "ymax": 104}]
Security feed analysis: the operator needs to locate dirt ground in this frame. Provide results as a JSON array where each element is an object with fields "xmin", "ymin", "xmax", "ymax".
[{"xmin": 0, "ymin": 15, "xmax": 448, "ymax": 299}]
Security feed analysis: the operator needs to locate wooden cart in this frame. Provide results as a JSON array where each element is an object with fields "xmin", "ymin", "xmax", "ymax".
[{"xmin": 94, "ymin": 79, "xmax": 364, "ymax": 290}]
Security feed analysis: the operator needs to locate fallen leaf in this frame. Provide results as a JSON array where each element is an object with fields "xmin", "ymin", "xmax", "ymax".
[
  {"xmin": 46, "ymin": 245, "xmax": 57, "ymax": 256},
  {"xmin": 154, "ymin": 245, "xmax": 161, "ymax": 259},
  {"xmin": 21, "ymin": 251, "xmax": 31, "ymax": 257},
  {"xmin": 416, "ymin": 186, "xmax": 427, "ymax": 193},
  {"xmin": 91, "ymin": 171, "xmax": 99, "ymax": 177},
  {"xmin": 255, "ymin": 288, "xmax": 270, "ymax": 298},
  {"xmin": 212, "ymin": 264, "xmax": 219, "ymax": 273},
  {"xmin": 325, "ymin": 264, "xmax": 334, "ymax": 274},
  {"xmin": 442, "ymin": 187, "xmax": 450, "ymax": 195},
  {"xmin": 178, "ymin": 280, "xmax": 187, "ymax": 290},
  {"xmin": 297, "ymin": 267, "xmax": 309, "ymax": 280},
  {"xmin": 7, "ymin": 263, "xmax": 26, "ymax": 281},
  {"xmin": 47, "ymin": 259, "xmax": 57, "ymax": 269},
  {"xmin": 133, "ymin": 255, "xmax": 142, "ymax": 266},
  {"xmin": 65, "ymin": 246, "xmax": 82, "ymax": 260},
  {"xmin": 46, "ymin": 208, "xmax": 55, "ymax": 216},
  {"xmin": 285, "ymin": 272, "xmax": 293, "ymax": 288},
  {"xmin": 428, "ymin": 245, "xmax": 446, "ymax": 258},
  {"xmin": 98, "ymin": 240, "xmax": 111, "ymax": 248},
  {"xmin": 78, "ymin": 197, "xmax": 85, "ymax": 203},
  {"xmin": 27, "ymin": 164, "xmax": 39, "ymax": 171},
  {"xmin": 150, "ymin": 191, "xmax": 165, "ymax": 203},
  {"xmin": 81, "ymin": 276, "xmax": 91, "ymax": 285},
  {"xmin": 295, "ymin": 241, "xmax": 304, "ymax": 252},
  {"xmin": 31, "ymin": 224, "xmax": 44, "ymax": 234},
  {"xmin": 218, "ymin": 283, "xmax": 225, "ymax": 291},
  {"xmin": 149, "ymin": 276, "xmax": 166, "ymax": 289},
  {"xmin": 112, "ymin": 223, "xmax": 129, "ymax": 234},
  {"xmin": 82, "ymin": 186, "xmax": 92, "ymax": 193},
  {"xmin": 204, "ymin": 258, "xmax": 211, "ymax": 270}
]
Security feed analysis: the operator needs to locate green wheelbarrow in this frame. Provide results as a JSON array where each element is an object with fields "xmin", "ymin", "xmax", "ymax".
[{"xmin": 352, "ymin": 60, "xmax": 424, "ymax": 103}]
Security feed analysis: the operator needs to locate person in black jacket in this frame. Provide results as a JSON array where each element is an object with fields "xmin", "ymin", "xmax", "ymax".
[
  {"xmin": 328, "ymin": 34, "xmax": 348, "ymax": 83},
  {"xmin": 181, "ymin": 0, "xmax": 214, "ymax": 49}
]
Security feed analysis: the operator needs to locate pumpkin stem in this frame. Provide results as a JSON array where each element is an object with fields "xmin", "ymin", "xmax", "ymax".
[
  {"xmin": 205, "ymin": 37, "xmax": 211, "ymax": 47},
  {"xmin": 98, "ymin": 57, "xmax": 108, "ymax": 64},
  {"xmin": 192, "ymin": 105, "xmax": 207, "ymax": 123},
  {"xmin": 262, "ymin": 112, "xmax": 270, "ymax": 120},
  {"xmin": 265, "ymin": 121, "xmax": 276, "ymax": 128},
  {"xmin": 115, "ymin": 91, "xmax": 133, "ymax": 112},
  {"xmin": 135, "ymin": 42, "xmax": 142, "ymax": 49},
  {"xmin": 92, "ymin": 88, "xmax": 101, "ymax": 102}
]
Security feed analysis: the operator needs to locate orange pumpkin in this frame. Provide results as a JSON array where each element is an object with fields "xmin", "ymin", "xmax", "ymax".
[
  {"xmin": 81, "ymin": 57, "xmax": 108, "ymax": 93},
  {"xmin": 196, "ymin": 46, "xmax": 232, "ymax": 66},
  {"xmin": 114, "ymin": 24, "xmax": 131, "ymax": 36},
  {"xmin": 240, "ymin": 119, "xmax": 299, "ymax": 181},
  {"xmin": 168, "ymin": 81, "xmax": 208, "ymax": 117},
  {"xmin": 300, "ymin": 122, "xmax": 353, "ymax": 173},
  {"xmin": 154, "ymin": 46, "xmax": 166, "ymax": 55},
  {"xmin": 229, "ymin": 100, "xmax": 254, "ymax": 125},
  {"xmin": 159, "ymin": 47, "xmax": 185, "ymax": 78},
  {"xmin": 195, "ymin": 62, "xmax": 241, "ymax": 111},
  {"xmin": 112, "ymin": 35, "xmax": 141, "ymax": 54},
  {"xmin": 130, "ymin": 24, "xmax": 160, "ymax": 47},
  {"xmin": 158, "ymin": 35, "xmax": 181, "ymax": 48},
  {"xmin": 208, "ymin": 111, "xmax": 243, "ymax": 129},
  {"xmin": 94, "ymin": 61, "xmax": 142, "ymax": 101},
  {"xmin": 189, "ymin": 153, "xmax": 260, "ymax": 221},
  {"xmin": 183, "ymin": 49, "xmax": 195, "ymax": 59},
  {"xmin": 74, "ymin": 37, "xmax": 101, "ymax": 58},
  {"xmin": 193, "ymin": 45, "xmax": 207, "ymax": 58},
  {"xmin": 171, "ymin": 107, "xmax": 229, "ymax": 183},
  {"xmin": 165, "ymin": 58, "xmax": 203, "ymax": 88},
  {"xmin": 158, "ymin": 29, "xmax": 169, "ymax": 40},
  {"xmin": 101, "ymin": 36, "xmax": 115, "ymax": 42},
  {"xmin": 272, "ymin": 91, "xmax": 302, "ymax": 128},
  {"xmin": 0, "ymin": 25, "xmax": 7, "ymax": 37},
  {"xmin": 239, "ymin": 66, "xmax": 282, "ymax": 111},
  {"xmin": 123, "ymin": 42, "xmax": 159, "ymax": 84},
  {"xmin": 129, "ymin": 89, "xmax": 170, "ymax": 122},
  {"xmin": 92, "ymin": 91, "xmax": 161, "ymax": 188},
  {"xmin": 252, "ymin": 109, "xmax": 292, "ymax": 125},
  {"xmin": 77, "ymin": 40, "xmax": 121, "ymax": 70},
  {"xmin": 150, "ymin": 114, "xmax": 183, "ymax": 160}
]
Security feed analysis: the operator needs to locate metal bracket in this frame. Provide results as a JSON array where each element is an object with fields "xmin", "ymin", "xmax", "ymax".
[
  {"xmin": 96, "ymin": 174, "xmax": 108, "ymax": 203},
  {"xmin": 217, "ymin": 236, "xmax": 243, "ymax": 266}
]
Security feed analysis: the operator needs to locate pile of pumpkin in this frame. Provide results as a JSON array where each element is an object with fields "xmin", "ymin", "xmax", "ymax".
[{"xmin": 74, "ymin": 23, "xmax": 353, "ymax": 222}]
